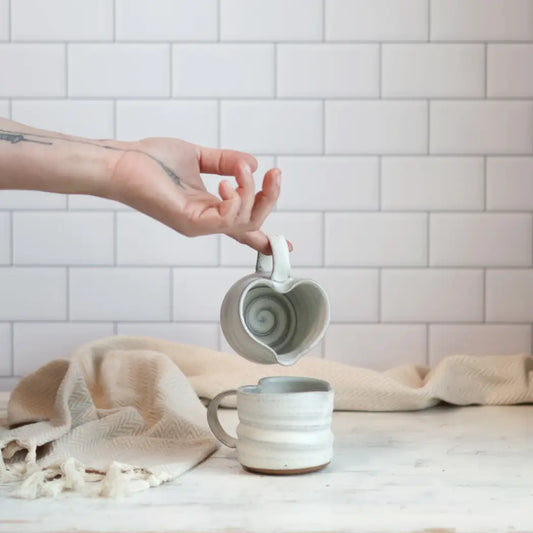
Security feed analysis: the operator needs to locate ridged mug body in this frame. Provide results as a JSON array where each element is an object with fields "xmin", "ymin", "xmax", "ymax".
[{"xmin": 235, "ymin": 379, "xmax": 334, "ymax": 472}]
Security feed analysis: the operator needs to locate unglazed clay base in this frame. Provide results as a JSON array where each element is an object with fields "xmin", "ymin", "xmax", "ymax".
[{"xmin": 243, "ymin": 462, "xmax": 330, "ymax": 476}]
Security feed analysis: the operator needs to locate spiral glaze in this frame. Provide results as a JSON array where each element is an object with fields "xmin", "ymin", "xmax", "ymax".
[{"xmin": 243, "ymin": 286, "xmax": 297, "ymax": 353}]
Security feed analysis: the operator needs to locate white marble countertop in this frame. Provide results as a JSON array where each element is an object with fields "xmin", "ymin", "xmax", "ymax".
[{"xmin": 1, "ymin": 391, "xmax": 532, "ymax": 533}]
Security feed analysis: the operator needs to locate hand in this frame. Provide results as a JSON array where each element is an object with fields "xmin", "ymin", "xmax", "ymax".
[{"xmin": 107, "ymin": 137, "xmax": 289, "ymax": 254}]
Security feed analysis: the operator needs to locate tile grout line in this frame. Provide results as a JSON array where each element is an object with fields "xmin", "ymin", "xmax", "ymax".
[
  {"xmin": 483, "ymin": 156, "xmax": 487, "ymax": 210},
  {"xmin": 273, "ymin": 44, "xmax": 277, "ymax": 97},
  {"xmin": 66, "ymin": 266, "xmax": 70, "ymax": 320},
  {"xmin": 217, "ymin": 0, "xmax": 221, "ymax": 41},
  {"xmin": 377, "ymin": 268, "xmax": 382, "ymax": 323},
  {"xmin": 425, "ymin": 324, "xmax": 430, "ymax": 366},
  {"xmin": 378, "ymin": 43, "xmax": 382, "ymax": 97},
  {"xmin": 112, "ymin": 0, "xmax": 116, "ymax": 42},
  {"xmin": 9, "ymin": 321, "xmax": 15, "ymax": 376},
  {"xmin": 113, "ymin": 211, "xmax": 118, "ymax": 265},
  {"xmin": 322, "ymin": 0, "xmax": 326, "ymax": 41},
  {"xmin": 65, "ymin": 43, "xmax": 69, "ymax": 97},
  {"xmin": 169, "ymin": 268, "xmax": 174, "ymax": 321},
  {"xmin": 8, "ymin": 210, "xmax": 13, "ymax": 266},
  {"xmin": 482, "ymin": 268, "xmax": 486, "ymax": 322},
  {"xmin": 426, "ymin": 212, "xmax": 430, "ymax": 267},
  {"xmin": 427, "ymin": 0, "xmax": 431, "ymax": 42},
  {"xmin": 169, "ymin": 43, "xmax": 173, "ymax": 97},
  {"xmin": 7, "ymin": 0, "xmax": 11, "ymax": 41},
  {"xmin": 484, "ymin": 43, "xmax": 488, "ymax": 98},
  {"xmin": 426, "ymin": 99, "xmax": 431, "ymax": 154}
]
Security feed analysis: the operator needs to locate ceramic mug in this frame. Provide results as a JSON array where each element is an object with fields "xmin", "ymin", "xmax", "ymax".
[
  {"xmin": 207, "ymin": 376, "xmax": 334, "ymax": 475},
  {"xmin": 220, "ymin": 234, "xmax": 330, "ymax": 365}
]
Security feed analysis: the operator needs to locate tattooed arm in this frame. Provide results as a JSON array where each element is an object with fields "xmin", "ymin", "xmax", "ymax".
[{"xmin": 0, "ymin": 117, "xmax": 284, "ymax": 253}]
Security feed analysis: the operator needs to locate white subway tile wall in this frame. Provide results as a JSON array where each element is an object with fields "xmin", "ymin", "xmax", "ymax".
[{"xmin": 0, "ymin": 1, "xmax": 532, "ymax": 386}]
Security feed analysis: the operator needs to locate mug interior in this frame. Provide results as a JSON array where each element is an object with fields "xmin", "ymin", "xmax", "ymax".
[
  {"xmin": 241, "ymin": 281, "xmax": 328, "ymax": 361},
  {"xmin": 241, "ymin": 376, "xmax": 332, "ymax": 395}
]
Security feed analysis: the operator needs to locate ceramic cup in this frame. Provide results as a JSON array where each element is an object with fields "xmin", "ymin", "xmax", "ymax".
[
  {"xmin": 220, "ymin": 234, "xmax": 330, "ymax": 365},
  {"xmin": 207, "ymin": 376, "xmax": 334, "ymax": 475}
]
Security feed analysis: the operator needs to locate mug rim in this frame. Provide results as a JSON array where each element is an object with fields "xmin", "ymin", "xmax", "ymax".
[{"xmin": 238, "ymin": 376, "xmax": 333, "ymax": 396}]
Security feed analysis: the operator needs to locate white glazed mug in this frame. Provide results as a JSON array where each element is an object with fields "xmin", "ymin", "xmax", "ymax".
[
  {"xmin": 220, "ymin": 235, "xmax": 330, "ymax": 365},
  {"xmin": 207, "ymin": 376, "xmax": 334, "ymax": 475}
]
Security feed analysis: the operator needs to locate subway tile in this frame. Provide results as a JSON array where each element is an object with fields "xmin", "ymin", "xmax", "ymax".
[
  {"xmin": 12, "ymin": 100, "xmax": 114, "ymax": 139},
  {"xmin": 431, "ymin": 214, "xmax": 532, "ymax": 267},
  {"xmin": 488, "ymin": 45, "xmax": 533, "ymax": 98},
  {"xmin": 220, "ymin": 212, "xmax": 323, "ymax": 267},
  {"xmin": 220, "ymin": 0, "xmax": 322, "ymax": 41},
  {"xmin": 173, "ymin": 44, "xmax": 274, "ymax": 98},
  {"xmin": 382, "ymin": 157, "xmax": 484, "ymax": 211},
  {"xmin": 13, "ymin": 212, "xmax": 114, "ymax": 265},
  {"xmin": 0, "ymin": 213, "xmax": 9, "ymax": 264},
  {"xmin": 276, "ymin": 157, "xmax": 379, "ymax": 211},
  {"xmin": 117, "ymin": 322, "xmax": 219, "ymax": 351},
  {"xmin": 173, "ymin": 268, "xmax": 248, "ymax": 321},
  {"xmin": 277, "ymin": 44, "xmax": 379, "ymax": 98},
  {"xmin": 487, "ymin": 157, "xmax": 533, "ymax": 210},
  {"xmin": 0, "ymin": 1, "xmax": 8, "ymax": 41},
  {"xmin": 326, "ymin": 101, "xmax": 427, "ymax": 154},
  {"xmin": 325, "ymin": 213, "xmax": 427, "ymax": 266},
  {"xmin": 326, "ymin": 0, "xmax": 428, "ymax": 41},
  {"xmin": 382, "ymin": 269, "xmax": 483, "ymax": 322},
  {"xmin": 221, "ymin": 101, "xmax": 322, "ymax": 154},
  {"xmin": 68, "ymin": 44, "xmax": 169, "ymax": 97},
  {"xmin": 116, "ymin": 100, "xmax": 217, "ymax": 147},
  {"xmin": 324, "ymin": 324, "xmax": 426, "ymax": 370},
  {"xmin": 13, "ymin": 322, "xmax": 114, "ymax": 376},
  {"xmin": 116, "ymin": 0, "xmax": 217, "ymax": 41},
  {"xmin": 70, "ymin": 268, "xmax": 170, "ymax": 321},
  {"xmin": 382, "ymin": 44, "xmax": 485, "ymax": 98},
  {"xmin": 11, "ymin": 0, "xmax": 112, "ymax": 41},
  {"xmin": 486, "ymin": 270, "xmax": 533, "ymax": 322},
  {"xmin": 429, "ymin": 325, "xmax": 531, "ymax": 365},
  {"xmin": 0, "ymin": 44, "xmax": 65, "ymax": 97},
  {"xmin": 430, "ymin": 101, "xmax": 533, "ymax": 154},
  {"xmin": 293, "ymin": 268, "xmax": 378, "ymax": 322},
  {"xmin": 117, "ymin": 212, "xmax": 218, "ymax": 265},
  {"xmin": 431, "ymin": 0, "xmax": 533, "ymax": 41},
  {"xmin": 0, "ymin": 191, "xmax": 66, "ymax": 209},
  {"xmin": 0, "ymin": 268, "xmax": 66, "ymax": 320},
  {"xmin": 0, "ymin": 323, "xmax": 10, "ymax": 376}
]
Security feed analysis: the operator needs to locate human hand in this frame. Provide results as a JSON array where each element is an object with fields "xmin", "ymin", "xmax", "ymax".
[{"xmin": 107, "ymin": 137, "xmax": 291, "ymax": 254}]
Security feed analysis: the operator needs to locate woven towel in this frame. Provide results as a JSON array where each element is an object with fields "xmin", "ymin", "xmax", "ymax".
[{"xmin": 1, "ymin": 335, "xmax": 533, "ymax": 499}]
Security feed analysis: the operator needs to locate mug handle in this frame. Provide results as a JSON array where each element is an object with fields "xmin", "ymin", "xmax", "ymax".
[
  {"xmin": 255, "ymin": 234, "xmax": 291, "ymax": 283},
  {"xmin": 207, "ymin": 390, "xmax": 238, "ymax": 448}
]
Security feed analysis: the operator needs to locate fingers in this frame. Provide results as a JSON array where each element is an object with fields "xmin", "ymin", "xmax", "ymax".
[
  {"xmin": 237, "ymin": 230, "xmax": 294, "ymax": 254},
  {"xmin": 218, "ymin": 179, "xmax": 241, "ymax": 220},
  {"xmin": 233, "ymin": 160, "xmax": 256, "ymax": 223},
  {"xmin": 197, "ymin": 146, "xmax": 257, "ymax": 176},
  {"xmin": 249, "ymin": 168, "xmax": 281, "ymax": 228}
]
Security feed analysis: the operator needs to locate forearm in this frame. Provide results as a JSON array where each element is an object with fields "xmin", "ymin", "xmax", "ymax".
[{"xmin": 0, "ymin": 117, "xmax": 124, "ymax": 197}]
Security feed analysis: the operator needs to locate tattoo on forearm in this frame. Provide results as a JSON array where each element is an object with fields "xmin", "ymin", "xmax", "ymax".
[{"xmin": 0, "ymin": 128, "xmax": 184, "ymax": 188}]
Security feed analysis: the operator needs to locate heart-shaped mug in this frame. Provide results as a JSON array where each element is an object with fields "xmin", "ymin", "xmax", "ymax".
[{"xmin": 220, "ymin": 235, "xmax": 330, "ymax": 365}]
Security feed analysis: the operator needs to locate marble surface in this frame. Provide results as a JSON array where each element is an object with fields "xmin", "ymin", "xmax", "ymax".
[{"xmin": 1, "ymin": 391, "xmax": 532, "ymax": 533}]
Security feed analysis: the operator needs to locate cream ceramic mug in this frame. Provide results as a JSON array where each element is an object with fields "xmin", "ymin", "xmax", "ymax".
[
  {"xmin": 220, "ymin": 235, "xmax": 330, "ymax": 365},
  {"xmin": 207, "ymin": 376, "xmax": 334, "ymax": 475}
]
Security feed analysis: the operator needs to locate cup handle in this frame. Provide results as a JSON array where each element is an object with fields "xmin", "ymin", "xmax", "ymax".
[
  {"xmin": 207, "ymin": 390, "xmax": 238, "ymax": 448},
  {"xmin": 255, "ymin": 234, "xmax": 291, "ymax": 283}
]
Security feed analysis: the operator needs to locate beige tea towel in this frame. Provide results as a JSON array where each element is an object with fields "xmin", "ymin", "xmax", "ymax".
[{"xmin": 1, "ymin": 335, "xmax": 533, "ymax": 499}]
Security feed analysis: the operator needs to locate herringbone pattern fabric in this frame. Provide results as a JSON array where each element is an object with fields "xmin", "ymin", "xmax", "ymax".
[{"xmin": 1, "ymin": 335, "xmax": 533, "ymax": 498}]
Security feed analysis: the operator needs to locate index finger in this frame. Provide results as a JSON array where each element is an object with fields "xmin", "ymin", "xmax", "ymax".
[{"xmin": 197, "ymin": 146, "xmax": 258, "ymax": 176}]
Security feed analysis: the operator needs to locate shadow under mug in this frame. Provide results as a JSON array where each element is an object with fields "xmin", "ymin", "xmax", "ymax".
[
  {"xmin": 220, "ymin": 235, "xmax": 330, "ymax": 365},
  {"xmin": 207, "ymin": 376, "xmax": 334, "ymax": 475}
]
